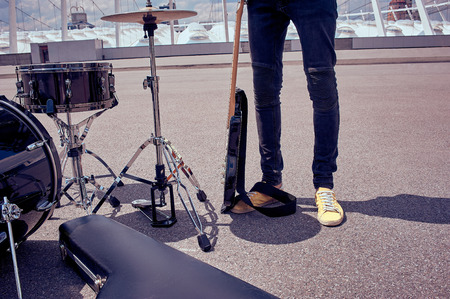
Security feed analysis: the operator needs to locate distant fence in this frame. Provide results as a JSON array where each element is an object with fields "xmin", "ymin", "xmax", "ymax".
[
  {"xmin": 0, "ymin": 53, "xmax": 32, "ymax": 66},
  {"xmin": 1, "ymin": 35, "xmax": 450, "ymax": 66}
]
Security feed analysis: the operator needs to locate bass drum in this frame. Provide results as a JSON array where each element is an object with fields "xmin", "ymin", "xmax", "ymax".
[{"xmin": 0, "ymin": 96, "xmax": 62, "ymax": 255}]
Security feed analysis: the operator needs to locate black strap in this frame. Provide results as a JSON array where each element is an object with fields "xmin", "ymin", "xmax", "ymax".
[
  {"xmin": 237, "ymin": 182, "xmax": 297, "ymax": 217},
  {"xmin": 235, "ymin": 89, "xmax": 248, "ymax": 197}
]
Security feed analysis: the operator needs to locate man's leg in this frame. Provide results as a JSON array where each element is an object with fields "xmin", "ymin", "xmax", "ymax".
[
  {"xmin": 289, "ymin": 3, "xmax": 344, "ymax": 225},
  {"xmin": 248, "ymin": 0, "xmax": 290, "ymax": 186},
  {"xmin": 231, "ymin": 0, "xmax": 289, "ymax": 213}
]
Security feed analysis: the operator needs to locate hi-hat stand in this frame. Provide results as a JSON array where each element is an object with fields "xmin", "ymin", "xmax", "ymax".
[{"xmin": 95, "ymin": 5, "xmax": 210, "ymax": 251}]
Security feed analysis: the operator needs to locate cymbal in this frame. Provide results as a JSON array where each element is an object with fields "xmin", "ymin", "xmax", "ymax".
[{"xmin": 101, "ymin": 8, "xmax": 197, "ymax": 24}]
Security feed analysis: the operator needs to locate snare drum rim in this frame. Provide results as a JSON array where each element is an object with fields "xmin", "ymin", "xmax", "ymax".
[
  {"xmin": 24, "ymin": 97, "xmax": 118, "ymax": 114},
  {"xmin": 16, "ymin": 62, "xmax": 112, "ymax": 74}
]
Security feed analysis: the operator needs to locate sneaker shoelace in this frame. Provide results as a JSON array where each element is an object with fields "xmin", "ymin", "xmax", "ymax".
[{"xmin": 317, "ymin": 191, "xmax": 339, "ymax": 212}]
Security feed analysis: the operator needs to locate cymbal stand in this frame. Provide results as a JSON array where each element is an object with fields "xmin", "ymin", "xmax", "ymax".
[
  {"xmin": 1, "ymin": 196, "xmax": 23, "ymax": 299},
  {"xmin": 51, "ymin": 90, "xmax": 120, "ymax": 214},
  {"xmin": 93, "ymin": 11, "xmax": 210, "ymax": 251}
]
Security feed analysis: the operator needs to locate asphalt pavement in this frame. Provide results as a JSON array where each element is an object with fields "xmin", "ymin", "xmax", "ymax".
[{"xmin": 0, "ymin": 48, "xmax": 449, "ymax": 298}]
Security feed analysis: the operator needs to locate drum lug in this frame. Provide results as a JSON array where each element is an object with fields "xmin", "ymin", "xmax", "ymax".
[
  {"xmin": 65, "ymin": 79, "xmax": 72, "ymax": 99},
  {"xmin": 15, "ymin": 80, "xmax": 24, "ymax": 94},
  {"xmin": 27, "ymin": 140, "xmax": 46, "ymax": 151},
  {"xmin": 108, "ymin": 73, "xmax": 116, "ymax": 94},
  {"xmin": 98, "ymin": 77, "xmax": 106, "ymax": 96},
  {"xmin": 29, "ymin": 80, "xmax": 38, "ymax": 100}
]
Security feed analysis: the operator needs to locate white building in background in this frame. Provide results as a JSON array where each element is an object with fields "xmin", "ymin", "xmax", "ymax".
[{"xmin": 1, "ymin": 0, "xmax": 450, "ymax": 55}]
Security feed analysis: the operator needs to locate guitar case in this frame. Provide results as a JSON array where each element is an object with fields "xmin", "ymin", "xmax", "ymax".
[
  {"xmin": 221, "ymin": 1, "xmax": 296, "ymax": 217},
  {"xmin": 223, "ymin": 88, "xmax": 248, "ymax": 211},
  {"xmin": 59, "ymin": 214, "xmax": 277, "ymax": 299}
]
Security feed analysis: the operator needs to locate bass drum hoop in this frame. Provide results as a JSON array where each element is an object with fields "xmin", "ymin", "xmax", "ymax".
[{"xmin": 0, "ymin": 96, "xmax": 62, "ymax": 247}]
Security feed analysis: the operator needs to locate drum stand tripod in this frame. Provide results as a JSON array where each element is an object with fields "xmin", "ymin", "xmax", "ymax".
[
  {"xmin": 51, "ymin": 99, "xmax": 120, "ymax": 214},
  {"xmin": 93, "ymin": 16, "xmax": 211, "ymax": 251}
]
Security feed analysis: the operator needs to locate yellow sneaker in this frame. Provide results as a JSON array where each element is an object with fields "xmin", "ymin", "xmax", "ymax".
[
  {"xmin": 315, "ymin": 188, "xmax": 344, "ymax": 226},
  {"xmin": 230, "ymin": 184, "xmax": 281, "ymax": 214}
]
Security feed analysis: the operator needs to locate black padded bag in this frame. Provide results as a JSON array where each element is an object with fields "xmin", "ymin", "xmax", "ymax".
[{"xmin": 59, "ymin": 214, "xmax": 278, "ymax": 299}]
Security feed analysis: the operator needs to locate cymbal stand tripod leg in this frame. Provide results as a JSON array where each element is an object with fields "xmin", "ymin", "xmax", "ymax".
[
  {"xmin": 161, "ymin": 140, "xmax": 206, "ymax": 239},
  {"xmin": 164, "ymin": 138, "xmax": 207, "ymax": 201}
]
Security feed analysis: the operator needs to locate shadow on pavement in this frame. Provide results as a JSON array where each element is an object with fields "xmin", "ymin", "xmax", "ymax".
[
  {"xmin": 297, "ymin": 194, "xmax": 450, "ymax": 224},
  {"xmin": 227, "ymin": 210, "xmax": 320, "ymax": 244},
  {"xmin": 0, "ymin": 240, "xmax": 86, "ymax": 299},
  {"xmin": 107, "ymin": 183, "xmax": 322, "ymax": 247}
]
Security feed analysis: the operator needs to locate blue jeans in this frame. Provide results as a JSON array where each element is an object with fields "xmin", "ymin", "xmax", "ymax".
[{"xmin": 248, "ymin": 0, "xmax": 339, "ymax": 189}]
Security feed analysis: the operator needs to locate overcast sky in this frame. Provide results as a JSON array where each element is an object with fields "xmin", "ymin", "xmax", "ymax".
[{"xmin": 0, "ymin": 0, "xmax": 448, "ymax": 32}]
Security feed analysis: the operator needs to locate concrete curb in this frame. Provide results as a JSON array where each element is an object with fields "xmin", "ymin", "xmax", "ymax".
[{"xmin": 1, "ymin": 47, "xmax": 449, "ymax": 79}]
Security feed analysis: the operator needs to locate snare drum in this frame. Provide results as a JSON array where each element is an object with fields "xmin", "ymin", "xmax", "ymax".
[
  {"xmin": 16, "ymin": 62, "xmax": 117, "ymax": 113},
  {"xmin": 0, "ymin": 96, "xmax": 62, "ymax": 254}
]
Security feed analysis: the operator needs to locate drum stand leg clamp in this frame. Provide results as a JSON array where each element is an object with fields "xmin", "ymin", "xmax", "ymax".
[
  {"xmin": 93, "ymin": 19, "xmax": 211, "ymax": 251},
  {"xmin": 1, "ymin": 196, "xmax": 23, "ymax": 299},
  {"xmin": 52, "ymin": 109, "xmax": 121, "ymax": 214}
]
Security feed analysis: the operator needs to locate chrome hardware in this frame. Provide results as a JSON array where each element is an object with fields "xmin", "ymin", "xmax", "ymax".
[
  {"xmin": 143, "ymin": 78, "xmax": 148, "ymax": 90},
  {"xmin": 60, "ymin": 241, "xmax": 107, "ymax": 293},
  {"xmin": 16, "ymin": 80, "xmax": 24, "ymax": 94},
  {"xmin": 98, "ymin": 77, "xmax": 106, "ymax": 95},
  {"xmin": 29, "ymin": 80, "xmax": 37, "ymax": 100},
  {"xmin": 1, "ymin": 198, "xmax": 22, "ymax": 223},
  {"xmin": 65, "ymin": 79, "xmax": 72, "ymax": 98},
  {"xmin": 108, "ymin": 73, "xmax": 116, "ymax": 93},
  {"xmin": 27, "ymin": 140, "xmax": 46, "ymax": 151},
  {"xmin": 2, "ymin": 197, "xmax": 23, "ymax": 299}
]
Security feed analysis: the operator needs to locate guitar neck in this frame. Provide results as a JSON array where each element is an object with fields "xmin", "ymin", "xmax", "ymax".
[{"xmin": 227, "ymin": 0, "xmax": 245, "ymax": 127}]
